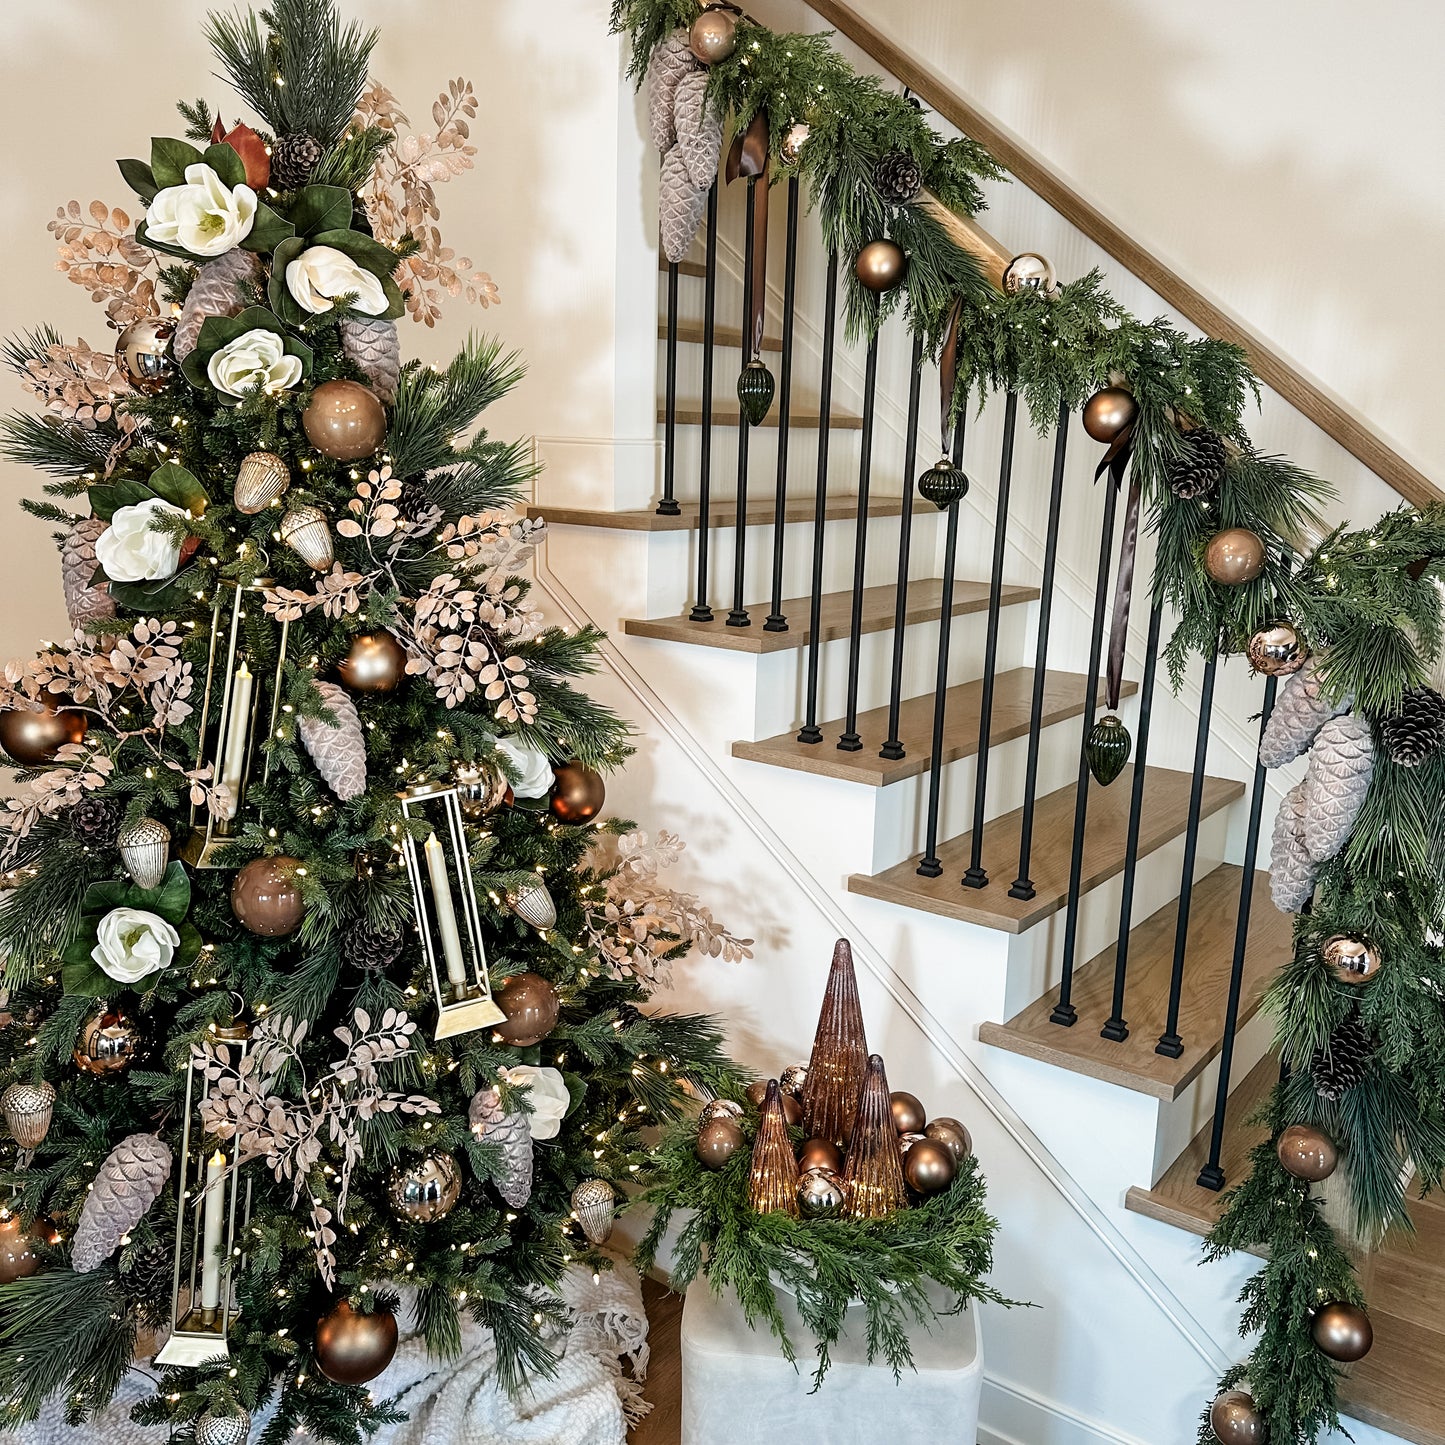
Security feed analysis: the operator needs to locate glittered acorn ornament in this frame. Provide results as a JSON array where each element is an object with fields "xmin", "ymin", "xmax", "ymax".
[{"xmin": 1086, "ymin": 714, "xmax": 1131, "ymax": 786}]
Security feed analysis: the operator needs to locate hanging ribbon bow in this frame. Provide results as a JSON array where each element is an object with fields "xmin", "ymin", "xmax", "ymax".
[
  {"xmin": 726, "ymin": 111, "xmax": 770, "ymax": 359},
  {"xmin": 940, "ymin": 298, "xmax": 962, "ymax": 457},
  {"xmin": 1096, "ymin": 417, "xmax": 1139, "ymax": 714}
]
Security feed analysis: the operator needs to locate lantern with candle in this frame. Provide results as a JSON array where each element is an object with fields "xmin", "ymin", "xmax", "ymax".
[
  {"xmin": 155, "ymin": 1020, "xmax": 251, "ymax": 1366},
  {"xmin": 184, "ymin": 579, "xmax": 290, "ymax": 868},
  {"xmin": 396, "ymin": 781, "xmax": 507, "ymax": 1039}
]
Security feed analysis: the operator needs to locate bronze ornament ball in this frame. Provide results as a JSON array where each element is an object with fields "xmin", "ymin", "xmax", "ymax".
[
  {"xmin": 1203, "ymin": 528, "xmax": 1267, "ymax": 586},
  {"xmin": 0, "ymin": 1213, "xmax": 44, "ymax": 1284},
  {"xmin": 925, "ymin": 1116, "xmax": 973, "ymax": 1164},
  {"xmin": 696, "ymin": 1116, "xmax": 744, "ymax": 1169},
  {"xmin": 1247, "ymin": 622, "xmax": 1306, "ymax": 676},
  {"xmin": 1311, "ymin": 1300, "xmax": 1373, "ymax": 1362},
  {"xmin": 115, "ymin": 316, "xmax": 176, "ymax": 394},
  {"xmin": 902, "ymin": 1137, "xmax": 956, "ymax": 1196},
  {"xmin": 387, "ymin": 1151, "xmax": 462, "ymax": 1223},
  {"xmin": 688, "ymin": 5, "xmax": 737, "ymax": 64},
  {"xmin": 796, "ymin": 1165, "xmax": 846, "ymax": 1219},
  {"xmin": 549, "ymin": 761, "xmax": 606, "ymax": 825},
  {"xmin": 337, "ymin": 629, "xmax": 407, "ymax": 693},
  {"xmin": 0, "ymin": 705, "xmax": 89, "ymax": 767},
  {"xmin": 73, "ymin": 1008, "xmax": 142, "ymax": 1076},
  {"xmin": 854, "ymin": 239, "xmax": 907, "ymax": 293},
  {"xmin": 302, "ymin": 379, "xmax": 388, "ymax": 461},
  {"xmin": 231, "ymin": 855, "xmax": 306, "ymax": 937},
  {"xmin": 744, "ymin": 1079, "xmax": 770, "ymax": 1109},
  {"xmin": 1209, "ymin": 1389, "xmax": 1265, "ymax": 1445},
  {"xmin": 1276, "ymin": 1123, "xmax": 1339, "ymax": 1183},
  {"xmin": 889, "ymin": 1090, "xmax": 926, "ymax": 1135},
  {"xmin": 797, "ymin": 1136, "xmax": 843, "ymax": 1173},
  {"xmin": 314, "ymin": 1299, "xmax": 399, "ymax": 1385},
  {"xmin": 1322, "ymin": 933, "xmax": 1382, "ymax": 985},
  {"xmin": 1081, "ymin": 387, "xmax": 1138, "ymax": 444},
  {"xmin": 779, "ymin": 1092, "xmax": 802, "ymax": 1128},
  {"xmin": 493, "ymin": 971, "xmax": 561, "ymax": 1046}
]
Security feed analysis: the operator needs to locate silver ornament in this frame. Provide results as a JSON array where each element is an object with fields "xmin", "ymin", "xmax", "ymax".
[
  {"xmin": 699, "ymin": 1098, "xmax": 743, "ymax": 1126},
  {"xmin": 116, "ymin": 816, "xmax": 170, "ymax": 890},
  {"xmin": 195, "ymin": 1410, "xmax": 252, "ymax": 1445},
  {"xmin": 796, "ymin": 1165, "xmax": 845, "ymax": 1219},
  {"xmin": 233, "ymin": 451, "xmax": 291, "ymax": 515},
  {"xmin": 2, "ymin": 1080, "xmax": 55, "ymax": 1150},
  {"xmin": 1301, "ymin": 711, "xmax": 1374, "ymax": 864},
  {"xmin": 778, "ymin": 1063, "xmax": 809, "ymax": 1099},
  {"xmin": 571, "ymin": 1178, "xmax": 617, "ymax": 1245},
  {"xmin": 781, "ymin": 122, "xmax": 810, "ymax": 164},
  {"xmin": 1002, "ymin": 252, "xmax": 1057, "ymax": 296},
  {"xmin": 387, "ymin": 1151, "xmax": 461, "ymax": 1224},
  {"xmin": 508, "ymin": 879, "xmax": 557, "ymax": 931},
  {"xmin": 280, "ymin": 505, "xmax": 334, "ymax": 570}
]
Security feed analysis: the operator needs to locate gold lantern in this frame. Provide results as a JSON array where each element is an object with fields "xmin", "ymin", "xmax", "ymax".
[
  {"xmin": 155, "ymin": 1020, "xmax": 251, "ymax": 1366},
  {"xmin": 184, "ymin": 579, "xmax": 289, "ymax": 867},
  {"xmin": 397, "ymin": 781, "xmax": 506, "ymax": 1039}
]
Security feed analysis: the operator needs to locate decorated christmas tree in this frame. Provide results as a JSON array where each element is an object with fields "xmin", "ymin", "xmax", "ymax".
[{"xmin": 0, "ymin": 2, "xmax": 746, "ymax": 1438}]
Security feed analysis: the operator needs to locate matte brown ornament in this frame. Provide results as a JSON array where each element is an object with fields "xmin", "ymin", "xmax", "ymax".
[
  {"xmin": 902, "ymin": 1137, "xmax": 956, "ymax": 1196},
  {"xmin": 1081, "ymin": 387, "xmax": 1138, "ymax": 444},
  {"xmin": 797, "ymin": 1136, "xmax": 843, "ymax": 1174},
  {"xmin": 842, "ymin": 1054, "xmax": 908, "ymax": 1220},
  {"xmin": 1203, "ymin": 528, "xmax": 1267, "ymax": 586},
  {"xmin": 549, "ymin": 760, "xmax": 606, "ymax": 825},
  {"xmin": 302, "ymin": 379, "xmax": 387, "ymax": 461},
  {"xmin": 231, "ymin": 855, "xmax": 306, "ymax": 937},
  {"xmin": 1276, "ymin": 1123, "xmax": 1338, "ymax": 1182},
  {"xmin": 1209, "ymin": 1389, "xmax": 1265, "ymax": 1445},
  {"xmin": 336, "ymin": 630, "xmax": 406, "ymax": 693},
  {"xmin": 387, "ymin": 1151, "xmax": 461, "ymax": 1223},
  {"xmin": 747, "ymin": 1081, "xmax": 800, "ymax": 1216},
  {"xmin": 1002, "ymin": 252, "xmax": 1057, "ymax": 296},
  {"xmin": 796, "ymin": 1164, "xmax": 845, "ymax": 1219},
  {"xmin": 1312, "ymin": 1300, "xmax": 1373, "ymax": 1361},
  {"xmin": 73, "ymin": 1007, "xmax": 142, "ymax": 1075},
  {"xmin": 233, "ymin": 450, "xmax": 291, "ymax": 514},
  {"xmin": 695, "ymin": 1116, "xmax": 744, "ymax": 1169},
  {"xmin": 925, "ymin": 1116, "xmax": 972, "ymax": 1164},
  {"xmin": 115, "ymin": 316, "xmax": 175, "ymax": 394},
  {"xmin": 854, "ymin": 239, "xmax": 907, "ymax": 293},
  {"xmin": 801, "ymin": 938, "xmax": 869, "ymax": 1149},
  {"xmin": 889, "ymin": 1090, "xmax": 926, "ymax": 1135},
  {"xmin": 492, "ymin": 971, "xmax": 561, "ymax": 1046},
  {"xmin": 699, "ymin": 1097, "xmax": 743, "ymax": 1127},
  {"xmin": 314, "ymin": 1300, "xmax": 399, "ymax": 1385},
  {"xmin": 688, "ymin": 5, "xmax": 737, "ymax": 64},
  {"xmin": 1247, "ymin": 622, "xmax": 1306, "ymax": 676},
  {"xmin": 0, "ymin": 1213, "xmax": 44, "ymax": 1284},
  {"xmin": 1323, "ymin": 933, "xmax": 1382, "ymax": 985},
  {"xmin": 0, "ymin": 704, "xmax": 89, "ymax": 767}
]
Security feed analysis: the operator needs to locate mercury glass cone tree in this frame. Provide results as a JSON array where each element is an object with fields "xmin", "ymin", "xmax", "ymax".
[
  {"xmin": 747, "ymin": 1079, "xmax": 800, "ymax": 1217},
  {"xmin": 842, "ymin": 1053, "xmax": 907, "ymax": 1220},
  {"xmin": 800, "ymin": 938, "xmax": 869, "ymax": 1149}
]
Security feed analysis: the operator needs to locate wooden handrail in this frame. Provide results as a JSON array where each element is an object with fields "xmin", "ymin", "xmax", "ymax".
[{"xmin": 807, "ymin": 0, "xmax": 1443, "ymax": 509}]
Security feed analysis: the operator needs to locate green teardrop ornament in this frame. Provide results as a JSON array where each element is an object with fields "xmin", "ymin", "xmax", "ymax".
[
  {"xmin": 736, "ymin": 358, "xmax": 775, "ymax": 426},
  {"xmin": 1086, "ymin": 713, "xmax": 1132, "ymax": 786}
]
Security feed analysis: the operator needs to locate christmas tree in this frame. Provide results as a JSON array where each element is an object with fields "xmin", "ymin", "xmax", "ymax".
[{"xmin": 0, "ymin": 1, "xmax": 744, "ymax": 1437}]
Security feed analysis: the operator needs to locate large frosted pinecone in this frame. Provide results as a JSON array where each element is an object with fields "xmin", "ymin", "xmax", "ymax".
[
  {"xmin": 175, "ymin": 250, "xmax": 265, "ymax": 361},
  {"xmin": 1379, "ymin": 687, "xmax": 1445, "ymax": 767},
  {"xmin": 1166, "ymin": 427, "xmax": 1228, "ymax": 500},
  {"xmin": 1311, "ymin": 1015, "xmax": 1374, "ymax": 1101},
  {"xmin": 61, "ymin": 516, "xmax": 115, "ymax": 632},
  {"xmin": 339, "ymin": 318, "xmax": 401, "ymax": 404},
  {"xmin": 468, "ymin": 1087, "xmax": 533, "ymax": 1208},
  {"xmin": 646, "ymin": 28, "xmax": 699, "ymax": 153},
  {"xmin": 1259, "ymin": 658, "xmax": 1352, "ymax": 768},
  {"xmin": 872, "ymin": 148, "xmax": 923, "ymax": 206},
  {"xmin": 271, "ymin": 132, "xmax": 325, "ymax": 190},
  {"xmin": 1301, "ymin": 711, "xmax": 1374, "ymax": 864},
  {"xmin": 72, "ymin": 1133, "xmax": 173, "ymax": 1273},
  {"xmin": 297, "ymin": 680, "xmax": 367, "ymax": 801}
]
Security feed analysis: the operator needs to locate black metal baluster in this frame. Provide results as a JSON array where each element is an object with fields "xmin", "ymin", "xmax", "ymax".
[
  {"xmin": 658, "ymin": 260, "xmax": 682, "ymax": 517},
  {"xmin": 726, "ymin": 180, "xmax": 758, "ymax": 628},
  {"xmin": 1009, "ymin": 400, "xmax": 1070, "ymax": 900},
  {"xmin": 1050, "ymin": 481, "xmax": 1119, "ymax": 1027},
  {"xmin": 879, "ymin": 331, "xmax": 927, "ymax": 761},
  {"xmin": 961, "ymin": 391, "xmax": 1019, "ymax": 888},
  {"xmin": 689, "ymin": 183, "xmax": 719, "ymax": 622},
  {"xmin": 837, "ymin": 335, "xmax": 881, "ymax": 751},
  {"xmin": 1156, "ymin": 638, "xmax": 1222, "ymax": 1059},
  {"xmin": 796, "ymin": 251, "xmax": 839, "ymax": 745},
  {"xmin": 764, "ymin": 179, "xmax": 800, "ymax": 633},
  {"xmin": 1099, "ymin": 599, "xmax": 1164, "ymax": 1041},
  {"xmin": 917, "ymin": 424, "xmax": 967, "ymax": 878},
  {"xmin": 1198, "ymin": 668, "xmax": 1281, "ymax": 1189}
]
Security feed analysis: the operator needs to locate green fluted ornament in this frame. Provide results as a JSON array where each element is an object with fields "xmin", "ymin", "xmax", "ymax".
[
  {"xmin": 736, "ymin": 358, "xmax": 775, "ymax": 426},
  {"xmin": 1086, "ymin": 713, "xmax": 1131, "ymax": 786},
  {"xmin": 917, "ymin": 457, "xmax": 970, "ymax": 510}
]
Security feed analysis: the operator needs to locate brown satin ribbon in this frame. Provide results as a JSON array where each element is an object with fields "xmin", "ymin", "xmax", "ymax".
[
  {"xmin": 1096, "ymin": 422, "xmax": 1137, "ymax": 713},
  {"xmin": 726, "ymin": 112, "xmax": 771, "ymax": 357},
  {"xmin": 940, "ymin": 298, "xmax": 962, "ymax": 455}
]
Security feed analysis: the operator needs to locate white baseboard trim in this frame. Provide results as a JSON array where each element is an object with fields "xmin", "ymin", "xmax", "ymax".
[{"xmin": 979, "ymin": 1375, "xmax": 1156, "ymax": 1445}]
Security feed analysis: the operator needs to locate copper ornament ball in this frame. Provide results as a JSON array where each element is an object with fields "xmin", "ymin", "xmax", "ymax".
[
  {"xmin": 0, "ymin": 1214, "xmax": 43, "ymax": 1284},
  {"xmin": 314, "ymin": 1299, "xmax": 399, "ymax": 1385},
  {"xmin": 1203, "ymin": 528, "xmax": 1267, "ymax": 586},
  {"xmin": 1276, "ymin": 1123, "xmax": 1338, "ymax": 1183},
  {"xmin": 0, "ymin": 705, "xmax": 89, "ymax": 767},
  {"xmin": 493, "ymin": 971, "xmax": 561, "ymax": 1046},
  {"xmin": 889, "ymin": 1090, "xmax": 926, "ymax": 1136},
  {"xmin": 1311, "ymin": 1300, "xmax": 1373, "ymax": 1362},
  {"xmin": 779, "ymin": 1092, "xmax": 802, "ymax": 1128},
  {"xmin": 231, "ymin": 855, "xmax": 306, "ymax": 937},
  {"xmin": 688, "ymin": 6, "xmax": 737, "ymax": 64},
  {"xmin": 925, "ymin": 1116, "xmax": 972, "ymax": 1164},
  {"xmin": 73, "ymin": 1008, "xmax": 142, "ymax": 1076},
  {"xmin": 1247, "ymin": 621, "xmax": 1306, "ymax": 676},
  {"xmin": 115, "ymin": 316, "xmax": 176, "ymax": 394},
  {"xmin": 1081, "ymin": 386, "xmax": 1138, "ymax": 444},
  {"xmin": 745, "ymin": 1078, "xmax": 770, "ymax": 1109},
  {"xmin": 1209, "ymin": 1389, "xmax": 1265, "ymax": 1445},
  {"xmin": 337, "ymin": 629, "xmax": 407, "ymax": 693},
  {"xmin": 695, "ymin": 1116, "xmax": 744, "ymax": 1169},
  {"xmin": 854, "ymin": 239, "xmax": 907, "ymax": 293},
  {"xmin": 302, "ymin": 379, "xmax": 388, "ymax": 461},
  {"xmin": 902, "ymin": 1137, "xmax": 956, "ymax": 1196},
  {"xmin": 797, "ymin": 1136, "xmax": 843, "ymax": 1173},
  {"xmin": 549, "ymin": 761, "xmax": 606, "ymax": 825},
  {"xmin": 1322, "ymin": 933, "xmax": 1382, "ymax": 985}
]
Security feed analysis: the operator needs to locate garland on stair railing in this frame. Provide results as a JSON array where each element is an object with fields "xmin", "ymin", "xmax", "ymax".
[{"xmin": 614, "ymin": 4, "xmax": 1445, "ymax": 1440}]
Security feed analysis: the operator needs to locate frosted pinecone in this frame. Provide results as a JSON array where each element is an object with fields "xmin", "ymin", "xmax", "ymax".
[
  {"xmin": 339, "ymin": 318, "xmax": 400, "ymax": 404},
  {"xmin": 1311, "ymin": 1015, "xmax": 1374, "ymax": 1101},
  {"xmin": 1166, "ymin": 428, "xmax": 1228, "ymax": 500},
  {"xmin": 297, "ymin": 680, "xmax": 367, "ymax": 801},
  {"xmin": 174, "ymin": 250, "xmax": 265, "ymax": 361},
  {"xmin": 1379, "ymin": 688, "xmax": 1445, "ymax": 767},
  {"xmin": 271, "ymin": 132, "xmax": 325, "ymax": 190},
  {"xmin": 468, "ymin": 1087, "xmax": 533, "ymax": 1208},
  {"xmin": 72, "ymin": 1133, "xmax": 173, "ymax": 1273},
  {"xmin": 60, "ymin": 516, "xmax": 115, "ymax": 632}
]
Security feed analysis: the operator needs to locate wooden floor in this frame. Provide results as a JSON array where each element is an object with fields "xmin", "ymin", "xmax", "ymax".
[{"xmin": 631, "ymin": 1277, "xmax": 683, "ymax": 1445}]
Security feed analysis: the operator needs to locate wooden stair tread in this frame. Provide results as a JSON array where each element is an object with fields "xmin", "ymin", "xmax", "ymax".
[
  {"xmin": 623, "ymin": 578, "xmax": 1037, "ymax": 656},
  {"xmin": 732, "ymin": 669, "xmax": 1136, "ymax": 787},
  {"xmin": 1337, "ymin": 1310, "xmax": 1445, "ymax": 1445},
  {"xmin": 847, "ymin": 766, "xmax": 1245, "ymax": 934},
  {"xmin": 664, "ymin": 405, "xmax": 864, "ymax": 430},
  {"xmin": 979, "ymin": 867, "xmax": 1289, "ymax": 1100},
  {"xmin": 524, "ymin": 494, "xmax": 934, "ymax": 532},
  {"xmin": 659, "ymin": 321, "xmax": 783, "ymax": 351},
  {"xmin": 659, "ymin": 256, "xmax": 707, "ymax": 278}
]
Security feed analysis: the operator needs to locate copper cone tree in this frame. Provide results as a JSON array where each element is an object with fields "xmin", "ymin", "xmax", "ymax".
[
  {"xmin": 747, "ymin": 1080, "xmax": 800, "ymax": 1217},
  {"xmin": 842, "ymin": 1054, "xmax": 907, "ymax": 1220},
  {"xmin": 800, "ymin": 938, "xmax": 869, "ymax": 1149}
]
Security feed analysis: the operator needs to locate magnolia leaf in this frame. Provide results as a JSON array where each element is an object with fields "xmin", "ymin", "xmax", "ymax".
[
  {"xmin": 201, "ymin": 141, "xmax": 247, "ymax": 190},
  {"xmin": 147, "ymin": 462, "xmax": 210, "ymax": 515},
  {"xmin": 240, "ymin": 200, "xmax": 295, "ymax": 254},
  {"xmin": 289, "ymin": 185, "xmax": 355, "ymax": 238},
  {"xmin": 150, "ymin": 137, "xmax": 203, "ymax": 189},
  {"xmin": 88, "ymin": 478, "xmax": 156, "ymax": 521},
  {"xmin": 117, "ymin": 158, "xmax": 158, "ymax": 203}
]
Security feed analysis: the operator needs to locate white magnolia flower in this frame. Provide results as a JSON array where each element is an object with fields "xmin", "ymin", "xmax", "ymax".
[
  {"xmin": 145, "ymin": 163, "xmax": 257, "ymax": 258},
  {"xmin": 207, "ymin": 328, "xmax": 304, "ymax": 398},
  {"xmin": 95, "ymin": 497, "xmax": 189, "ymax": 582},
  {"xmin": 91, "ymin": 906, "xmax": 180, "ymax": 984},
  {"xmin": 285, "ymin": 245, "xmax": 389, "ymax": 316},
  {"xmin": 495, "ymin": 738, "xmax": 554, "ymax": 799},
  {"xmin": 501, "ymin": 1065, "xmax": 569, "ymax": 1141}
]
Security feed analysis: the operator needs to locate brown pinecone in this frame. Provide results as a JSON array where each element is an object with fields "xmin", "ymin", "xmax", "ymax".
[
  {"xmin": 1311, "ymin": 1015, "xmax": 1374, "ymax": 1101},
  {"xmin": 1166, "ymin": 427, "xmax": 1228, "ymax": 500},
  {"xmin": 70, "ymin": 796, "xmax": 121, "ymax": 849},
  {"xmin": 872, "ymin": 149, "xmax": 923, "ymax": 206},
  {"xmin": 271, "ymin": 132, "xmax": 325, "ymax": 190},
  {"xmin": 344, "ymin": 920, "xmax": 406, "ymax": 972},
  {"xmin": 1379, "ymin": 687, "xmax": 1445, "ymax": 768},
  {"xmin": 468, "ymin": 1087, "xmax": 533, "ymax": 1208},
  {"xmin": 72, "ymin": 1133, "xmax": 173, "ymax": 1273}
]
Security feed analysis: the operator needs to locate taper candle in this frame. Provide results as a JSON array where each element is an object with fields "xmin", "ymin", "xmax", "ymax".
[
  {"xmin": 199, "ymin": 1150, "xmax": 226, "ymax": 1315},
  {"xmin": 423, "ymin": 830, "xmax": 467, "ymax": 988}
]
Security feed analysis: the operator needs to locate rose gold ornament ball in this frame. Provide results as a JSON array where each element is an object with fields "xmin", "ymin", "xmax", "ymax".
[
  {"xmin": 314, "ymin": 1300, "xmax": 399, "ymax": 1385},
  {"xmin": 0, "ymin": 705, "xmax": 88, "ymax": 767},
  {"xmin": 336, "ymin": 630, "xmax": 407, "ymax": 693},
  {"xmin": 902, "ymin": 1137, "xmax": 956, "ymax": 1196},
  {"xmin": 688, "ymin": 6, "xmax": 737, "ymax": 64},
  {"xmin": 696, "ymin": 1116, "xmax": 744, "ymax": 1169},
  {"xmin": 493, "ymin": 971, "xmax": 561, "ymax": 1046},
  {"xmin": 302, "ymin": 380, "xmax": 388, "ymax": 461},
  {"xmin": 1209, "ymin": 1390, "xmax": 1265, "ymax": 1445},
  {"xmin": 924, "ymin": 1116, "xmax": 972, "ymax": 1164},
  {"xmin": 231, "ymin": 856, "xmax": 306, "ymax": 937},
  {"xmin": 548, "ymin": 761, "xmax": 606, "ymax": 825},
  {"xmin": 1081, "ymin": 387, "xmax": 1138, "ymax": 443},
  {"xmin": 1203, "ymin": 528, "xmax": 1267, "ymax": 586},
  {"xmin": 1247, "ymin": 622, "xmax": 1306, "ymax": 676},
  {"xmin": 0, "ymin": 1214, "xmax": 45, "ymax": 1284},
  {"xmin": 854, "ymin": 239, "xmax": 907, "ymax": 293},
  {"xmin": 1276, "ymin": 1123, "xmax": 1338, "ymax": 1182},
  {"xmin": 797, "ymin": 1136, "xmax": 843, "ymax": 1173},
  {"xmin": 889, "ymin": 1090, "xmax": 926, "ymax": 1135}
]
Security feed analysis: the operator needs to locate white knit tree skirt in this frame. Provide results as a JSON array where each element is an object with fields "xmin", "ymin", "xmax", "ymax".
[{"xmin": 2, "ymin": 1258, "xmax": 650, "ymax": 1445}]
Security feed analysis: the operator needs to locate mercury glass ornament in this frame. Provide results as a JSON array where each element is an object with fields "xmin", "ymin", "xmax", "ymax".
[
  {"xmin": 233, "ymin": 451, "xmax": 291, "ymax": 514},
  {"xmin": 507, "ymin": 878, "xmax": 557, "ymax": 931},
  {"xmin": 841, "ymin": 1054, "xmax": 907, "ymax": 1220},
  {"xmin": 778, "ymin": 1063, "xmax": 809, "ymax": 1099},
  {"xmin": 115, "ymin": 316, "xmax": 175, "ymax": 394},
  {"xmin": 917, "ymin": 456, "xmax": 970, "ymax": 509},
  {"xmin": 780, "ymin": 121, "xmax": 810, "ymax": 164},
  {"xmin": 2, "ymin": 1080, "xmax": 55, "ymax": 1149},
  {"xmin": 571, "ymin": 1179, "xmax": 617, "ymax": 1244},
  {"xmin": 1247, "ymin": 622, "xmax": 1307, "ymax": 676},
  {"xmin": 73, "ymin": 1008, "xmax": 142, "ymax": 1075},
  {"xmin": 699, "ymin": 1097, "xmax": 744, "ymax": 1127},
  {"xmin": 280, "ymin": 504, "xmax": 334, "ymax": 570},
  {"xmin": 116, "ymin": 816, "xmax": 171, "ymax": 890},
  {"xmin": 1322, "ymin": 933, "xmax": 1382, "ymax": 985},
  {"xmin": 897, "ymin": 1132, "xmax": 927, "ymax": 1155},
  {"xmin": 1085, "ymin": 714, "xmax": 1132, "ymax": 786},
  {"xmin": 1001, "ymin": 252, "xmax": 1057, "ymax": 296},
  {"xmin": 195, "ymin": 1411, "xmax": 252, "ymax": 1445},
  {"xmin": 746, "ymin": 1081, "xmax": 800, "ymax": 1216},
  {"xmin": 387, "ymin": 1151, "xmax": 461, "ymax": 1223},
  {"xmin": 736, "ymin": 357, "xmax": 776, "ymax": 426},
  {"xmin": 801, "ymin": 939, "xmax": 870, "ymax": 1150},
  {"xmin": 796, "ymin": 1165, "xmax": 845, "ymax": 1219}
]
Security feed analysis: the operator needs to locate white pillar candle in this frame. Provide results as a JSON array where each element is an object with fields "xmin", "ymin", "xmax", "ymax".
[
  {"xmin": 423, "ymin": 830, "xmax": 468, "ymax": 988},
  {"xmin": 199, "ymin": 1150, "xmax": 226, "ymax": 1315},
  {"xmin": 217, "ymin": 660, "xmax": 254, "ymax": 816}
]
